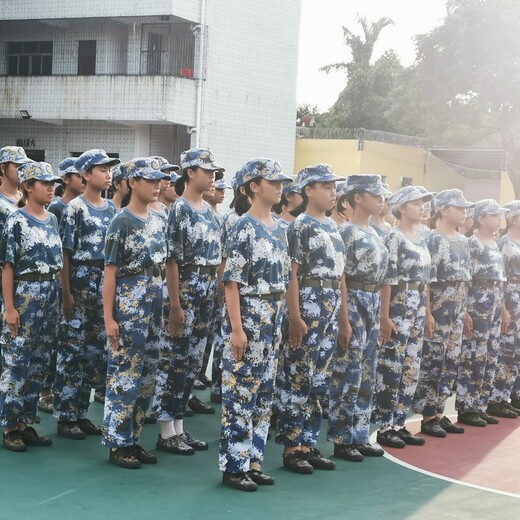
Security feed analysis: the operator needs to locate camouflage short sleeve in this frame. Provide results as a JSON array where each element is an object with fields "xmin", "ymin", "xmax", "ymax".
[
  {"xmin": 220, "ymin": 210, "xmax": 240, "ymax": 259},
  {"xmin": 428, "ymin": 231, "xmax": 471, "ymax": 283},
  {"xmin": 468, "ymin": 235, "xmax": 506, "ymax": 281},
  {"xmin": 498, "ymin": 235, "xmax": 520, "ymax": 279}
]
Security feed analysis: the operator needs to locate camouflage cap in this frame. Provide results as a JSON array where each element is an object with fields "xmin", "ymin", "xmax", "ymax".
[
  {"xmin": 58, "ymin": 157, "xmax": 80, "ymax": 177},
  {"xmin": 215, "ymin": 179, "xmax": 232, "ymax": 190},
  {"xmin": 345, "ymin": 174, "xmax": 392, "ymax": 197},
  {"xmin": 241, "ymin": 158, "xmax": 293, "ymax": 185},
  {"xmin": 180, "ymin": 148, "xmax": 224, "ymax": 178},
  {"xmin": 503, "ymin": 200, "xmax": 520, "ymax": 220},
  {"xmin": 111, "ymin": 163, "xmax": 126, "ymax": 184},
  {"xmin": 387, "ymin": 185, "xmax": 433, "ymax": 213},
  {"xmin": 121, "ymin": 157, "xmax": 170, "ymax": 181},
  {"xmin": 283, "ymin": 181, "xmax": 301, "ymax": 195},
  {"xmin": 0, "ymin": 146, "xmax": 33, "ymax": 165},
  {"xmin": 434, "ymin": 189, "xmax": 475, "ymax": 210},
  {"xmin": 168, "ymin": 171, "xmax": 180, "ymax": 183},
  {"xmin": 232, "ymin": 167, "xmax": 245, "ymax": 190},
  {"xmin": 17, "ymin": 161, "xmax": 61, "ymax": 184},
  {"xmin": 296, "ymin": 163, "xmax": 345, "ymax": 188},
  {"xmin": 473, "ymin": 199, "xmax": 509, "ymax": 220},
  {"xmin": 149, "ymin": 155, "xmax": 180, "ymax": 173},
  {"xmin": 75, "ymin": 149, "xmax": 120, "ymax": 173},
  {"xmin": 336, "ymin": 180, "xmax": 351, "ymax": 197}
]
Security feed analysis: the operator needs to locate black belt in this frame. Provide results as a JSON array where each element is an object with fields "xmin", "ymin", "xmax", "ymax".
[
  {"xmin": 182, "ymin": 264, "xmax": 217, "ymax": 275},
  {"xmin": 472, "ymin": 279, "xmax": 504, "ymax": 288},
  {"xmin": 124, "ymin": 265, "xmax": 163, "ymax": 278},
  {"xmin": 15, "ymin": 272, "xmax": 58, "ymax": 282},
  {"xmin": 507, "ymin": 278, "xmax": 520, "ymax": 284},
  {"xmin": 346, "ymin": 278, "xmax": 380, "ymax": 292},
  {"xmin": 252, "ymin": 292, "xmax": 284, "ymax": 301},
  {"xmin": 431, "ymin": 280, "xmax": 467, "ymax": 287},
  {"xmin": 393, "ymin": 281, "xmax": 426, "ymax": 292},
  {"xmin": 74, "ymin": 259, "xmax": 104, "ymax": 269},
  {"xmin": 300, "ymin": 278, "xmax": 341, "ymax": 290}
]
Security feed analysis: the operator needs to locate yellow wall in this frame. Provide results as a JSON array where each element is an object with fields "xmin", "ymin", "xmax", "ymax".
[{"xmin": 500, "ymin": 171, "xmax": 516, "ymax": 205}]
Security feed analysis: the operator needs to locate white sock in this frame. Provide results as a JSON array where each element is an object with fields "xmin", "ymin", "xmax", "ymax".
[
  {"xmin": 159, "ymin": 420, "xmax": 176, "ymax": 440},
  {"xmin": 174, "ymin": 419, "xmax": 184, "ymax": 435}
]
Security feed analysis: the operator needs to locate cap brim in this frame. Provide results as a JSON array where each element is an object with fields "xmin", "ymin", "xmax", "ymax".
[
  {"xmin": 37, "ymin": 173, "xmax": 62, "ymax": 183},
  {"xmin": 132, "ymin": 169, "xmax": 170, "ymax": 180},
  {"xmin": 265, "ymin": 172, "xmax": 294, "ymax": 183},
  {"xmin": 95, "ymin": 158, "xmax": 121, "ymax": 167},
  {"xmin": 160, "ymin": 163, "xmax": 181, "ymax": 172},
  {"xmin": 366, "ymin": 186, "xmax": 392, "ymax": 197}
]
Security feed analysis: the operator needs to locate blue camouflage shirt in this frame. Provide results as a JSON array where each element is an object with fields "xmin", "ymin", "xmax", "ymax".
[
  {"xmin": 342, "ymin": 223, "xmax": 388, "ymax": 284},
  {"xmin": 48, "ymin": 198, "xmax": 67, "ymax": 223},
  {"xmin": 498, "ymin": 234, "xmax": 520, "ymax": 280},
  {"xmin": 223, "ymin": 214, "xmax": 290, "ymax": 296},
  {"xmin": 428, "ymin": 231, "xmax": 471, "ymax": 283},
  {"xmin": 384, "ymin": 227, "xmax": 432, "ymax": 285},
  {"xmin": 167, "ymin": 199, "xmax": 221, "ymax": 266},
  {"xmin": 220, "ymin": 210, "xmax": 240, "ymax": 259},
  {"xmin": 288, "ymin": 214, "xmax": 345, "ymax": 280},
  {"xmin": 61, "ymin": 196, "xmax": 117, "ymax": 262},
  {"xmin": 0, "ymin": 197, "xmax": 16, "ymax": 235},
  {"xmin": 370, "ymin": 221, "xmax": 392, "ymax": 240},
  {"xmin": 0, "ymin": 208, "xmax": 63, "ymax": 275},
  {"xmin": 468, "ymin": 235, "xmax": 506, "ymax": 282},
  {"xmin": 150, "ymin": 203, "xmax": 169, "ymax": 231},
  {"xmin": 104, "ymin": 208, "xmax": 167, "ymax": 277}
]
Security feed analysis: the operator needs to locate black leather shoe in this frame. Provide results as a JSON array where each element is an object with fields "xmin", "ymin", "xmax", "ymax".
[
  {"xmin": 377, "ymin": 429, "xmax": 405, "ymax": 448},
  {"xmin": 333, "ymin": 443, "xmax": 363, "ymax": 462},
  {"xmin": 478, "ymin": 411, "xmax": 499, "ymax": 424},
  {"xmin": 181, "ymin": 431, "xmax": 208, "ymax": 451},
  {"xmin": 94, "ymin": 391, "xmax": 105, "ymax": 404},
  {"xmin": 144, "ymin": 414, "xmax": 158, "ymax": 425},
  {"xmin": 198, "ymin": 374, "xmax": 212, "ymax": 387},
  {"xmin": 57, "ymin": 421, "xmax": 86, "ymax": 440},
  {"xmin": 109, "ymin": 447, "xmax": 140, "ymax": 469},
  {"xmin": 210, "ymin": 392, "xmax": 222, "ymax": 404},
  {"xmin": 37, "ymin": 394, "xmax": 54, "ymax": 414},
  {"xmin": 247, "ymin": 470, "xmax": 275, "ymax": 485},
  {"xmin": 132, "ymin": 444, "xmax": 157, "ymax": 464},
  {"xmin": 421, "ymin": 418, "xmax": 447, "ymax": 438},
  {"xmin": 77, "ymin": 418, "xmax": 102, "ymax": 435},
  {"xmin": 396, "ymin": 427, "xmax": 425, "ymax": 446},
  {"xmin": 283, "ymin": 450, "xmax": 314, "ymax": 474},
  {"xmin": 458, "ymin": 412, "xmax": 487, "ymax": 427},
  {"xmin": 156, "ymin": 435, "xmax": 195, "ymax": 455},
  {"xmin": 222, "ymin": 472, "xmax": 257, "ymax": 491},
  {"xmin": 20, "ymin": 426, "xmax": 52, "ymax": 447},
  {"xmin": 305, "ymin": 447, "xmax": 336, "ymax": 469},
  {"xmin": 184, "ymin": 408, "xmax": 194, "ymax": 417},
  {"xmin": 188, "ymin": 396, "xmax": 215, "ymax": 414},
  {"xmin": 504, "ymin": 401, "xmax": 520, "ymax": 414},
  {"xmin": 439, "ymin": 416, "xmax": 465, "ymax": 434},
  {"xmin": 356, "ymin": 443, "xmax": 384, "ymax": 457},
  {"xmin": 510, "ymin": 398, "xmax": 520, "ymax": 410},
  {"xmin": 193, "ymin": 379, "xmax": 206, "ymax": 390},
  {"xmin": 3, "ymin": 430, "xmax": 26, "ymax": 452},
  {"xmin": 487, "ymin": 401, "xmax": 518, "ymax": 419}
]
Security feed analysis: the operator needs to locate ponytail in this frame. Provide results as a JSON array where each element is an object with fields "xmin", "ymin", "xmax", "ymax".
[
  {"xmin": 428, "ymin": 210, "xmax": 441, "ymax": 230},
  {"xmin": 18, "ymin": 179, "xmax": 36, "ymax": 208},
  {"xmin": 174, "ymin": 170, "xmax": 189, "ymax": 196},
  {"xmin": 121, "ymin": 185, "xmax": 132, "ymax": 208},
  {"xmin": 289, "ymin": 188, "xmax": 309, "ymax": 218}
]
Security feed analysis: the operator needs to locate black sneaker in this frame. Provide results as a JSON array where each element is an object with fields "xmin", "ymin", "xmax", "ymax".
[
  {"xmin": 188, "ymin": 396, "xmax": 215, "ymax": 414},
  {"xmin": 457, "ymin": 411, "xmax": 487, "ymax": 427},
  {"xmin": 283, "ymin": 450, "xmax": 314, "ymax": 474},
  {"xmin": 247, "ymin": 470, "xmax": 275, "ymax": 485},
  {"xmin": 421, "ymin": 418, "xmax": 447, "ymax": 438},
  {"xmin": 305, "ymin": 447, "xmax": 336, "ymax": 470},
  {"xmin": 37, "ymin": 394, "xmax": 54, "ymax": 414},
  {"xmin": 156, "ymin": 434, "xmax": 195, "ymax": 455},
  {"xmin": 132, "ymin": 444, "xmax": 157, "ymax": 464},
  {"xmin": 193, "ymin": 379, "xmax": 206, "ymax": 391},
  {"xmin": 94, "ymin": 391, "xmax": 105, "ymax": 404},
  {"xmin": 396, "ymin": 428, "xmax": 425, "ymax": 446},
  {"xmin": 57, "ymin": 420, "xmax": 86, "ymax": 440},
  {"xmin": 504, "ymin": 401, "xmax": 520, "ymax": 414},
  {"xmin": 109, "ymin": 447, "xmax": 141, "ymax": 469},
  {"xmin": 478, "ymin": 411, "xmax": 499, "ymax": 424},
  {"xmin": 180, "ymin": 431, "xmax": 208, "ymax": 451},
  {"xmin": 3, "ymin": 430, "xmax": 26, "ymax": 452},
  {"xmin": 356, "ymin": 443, "xmax": 384, "ymax": 457},
  {"xmin": 377, "ymin": 429, "xmax": 405, "ymax": 449},
  {"xmin": 487, "ymin": 401, "xmax": 518, "ymax": 419},
  {"xmin": 184, "ymin": 408, "xmax": 194, "ymax": 417},
  {"xmin": 210, "ymin": 392, "xmax": 222, "ymax": 404},
  {"xmin": 333, "ymin": 443, "xmax": 363, "ymax": 462},
  {"xmin": 222, "ymin": 472, "xmax": 257, "ymax": 491},
  {"xmin": 439, "ymin": 416, "xmax": 465, "ymax": 434},
  {"xmin": 144, "ymin": 414, "xmax": 158, "ymax": 425},
  {"xmin": 510, "ymin": 398, "xmax": 520, "ymax": 410},
  {"xmin": 77, "ymin": 418, "xmax": 102, "ymax": 435},
  {"xmin": 20, "ymin": 426, "xmax": 52, "ymax": 447}
]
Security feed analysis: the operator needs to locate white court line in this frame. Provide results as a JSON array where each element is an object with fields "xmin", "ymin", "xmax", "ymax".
[
  {"xmin": 37, "ymin": 488, "xmax": 79, "ymax": 505},
  {"xmin": 369, "ymin": 417, "xmax": 520, "ymax": 500}
]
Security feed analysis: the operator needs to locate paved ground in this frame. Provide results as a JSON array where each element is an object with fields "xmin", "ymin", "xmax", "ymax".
[{"xmin": 1, "ymin": 392, "xmax": 519, "ymax": 519}]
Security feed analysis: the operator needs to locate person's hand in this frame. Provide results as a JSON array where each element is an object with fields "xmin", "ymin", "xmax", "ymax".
[
  {"xmin": 289, "ymin": 317, "xmax": 308, "ymax": 349},
  {"xmin": 169, "ymin": 305, "xmax": 185, "ymax": 337},
  {"xmin": 463, "ymin": 313, "xmax": 473, "ymax": 339},
  {"xmin": 501, "ymin": 308, "xmax": 511, "ymax": 334},
  {"xmin": 338, "ymin": 318, "xmax": 352, "ymax": 349},
  {"xmin": 4, "ymin": 307, "xmax": 20, "ymax": 338},
  {"xmin": 63, "ymin": 291, "xmax": 75, "ymax": 321},
  {"xmin": 424, "ymin": 312, "xmax": 435, "ymax": 340},
  {"xmin": 230, "ymin": 328, "xmax": 248, "ymax": 361},
  {"xmin": 379, "ymin": 317, "xmax": 397, "ymax": 344},
  {"xmin": 105, "ymin": 318, "xmax": 120, "ymax": 350}
]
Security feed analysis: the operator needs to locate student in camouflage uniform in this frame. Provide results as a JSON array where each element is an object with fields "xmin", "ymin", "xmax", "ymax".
[
  {"xmin": 219, "ymin": 158, "xmax": 291, "ymax": 491},
  {"xmin": 148, "ymin": 156, "xmax": 180, "ymax": 226},
  {"xmin": 102, "ymin": 157, "xmax": 169, "ymax": 469},
  {"xmin": 47, "ymin": 157, "xmax": 85, "ymax": 222},
  {"xmin": 0, "ymin": 161, "xmax": 62, "ymax": 452},
  {"xmin": 272, "ymin": 182, "xmax": 303, "ymax": 224},
  {"xmin": 456, "ymin": 199, "xmax": 508, "ymax": 426},
  {"xmin": 488, "ymin": 201, "xmax": 520, "ymax": 417},
  {"xmin": 327, "ymin": 175, "xmax": 390, "ymax": 462},
  {"xmin": 413, "ymin": 189, "xmax": 474, "ymax": 437},
  {"xmin": 154, "ymin": 148, "xmax": 223, "ymax": 454},
  {"xmin": 109, "ymin": 163, "xmax": 128, "ymax": 211},
  {"xmin": 275, "ymin": 163, "xmax": 349, "ymax": 474},
  {"xmin": 53, "ymin": 150, "xmax": 120, "ymax": 439},
  {"xmin": 373, "ymin": 186, "xmax": 433, "ymax": 449}
]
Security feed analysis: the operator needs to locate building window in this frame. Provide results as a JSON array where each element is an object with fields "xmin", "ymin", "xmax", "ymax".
[
  {"xmin": 78, "ymin": 40, "xmax": 96, "ymax": 75},
  {"xmin": 7, "ymin": 41, "xmax": 53, "ymax": 76}
]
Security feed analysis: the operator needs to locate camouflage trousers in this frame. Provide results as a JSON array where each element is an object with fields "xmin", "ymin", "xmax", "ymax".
[
  {"xmin": 327, "ymin": 288, "xmax": 380, "ymax": 446},
  {"xmin": 491, "ymin": 283, "xmax": 520, "ymax": 403},
  {"xmin": 413, "ymin": 282, "xmax": 467, "ymax": 417},
  {"xmin": 102, "ymin": 274, "xmax": 162, "ymax": 448},
  {"xmin": 53, "ymin": 265, "xmax": 106, "ymax": 421},
  {"xmin": 372, "ymin": 288, "xmax": 426, "ymax": 428},
  {"xmin": 153, "ymin": 269, "xmax": 216, "ymax": 420},
  {"xmin": 456, "ymin": 283, "xmax": 503, "ymax": 412},
  {"xmin": 276, "ymin": 286, "xmax": 341, "ymax": 447},
  {"xmin": 209, "ymin": 293, "xmax": 224, "ymax": 395},
  {"xmin": 219, "ymin": 295, "xmax": 284, "ymax": 474},
  {"xmin": 0, "ymin": 280, "xmax": 60, "ymax": 427}
]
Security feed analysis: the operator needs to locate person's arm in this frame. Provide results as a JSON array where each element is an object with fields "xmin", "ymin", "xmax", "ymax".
[
  {"xmin": 287, "ymin": 261, "xmax": 307, "ymax": 349},
  {"xmin": 2, "ymin": 263, "xmax": 19, "ymax": 338},
  {"xmin": 61, "ymin": 251, "xmax": 74, "ymax": 321},
  {"xmin": 102, "ymin": 264, "xmax": 119, "ymax": 349},
  {"xmin": 217, "ymin": 259, "xmax": 226, "ymax": 305},
  {"xmin": 166, "ymin": 259, "xmax": 184, "ymax": 337},
  {"xmin": 224, "ymin": 281, "xmax": 247, "ymax": 361},
  {"xmin": 379, "ymin": 284, "xmax": 396, "ymax": 344},
  {"xmin": 501, "ymin": 303, "xmax": 511, "ymax": 334},
  {"xmin": 337, "ymin": 273, "xmax": 352, "ymax": 348},
  {"xmin": 424, "ymin": 285, "xmax": 435, "ymax": 339}
]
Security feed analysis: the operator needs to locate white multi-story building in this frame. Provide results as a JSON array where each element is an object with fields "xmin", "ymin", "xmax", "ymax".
[{"xmin": 0, "ymin": 0, "xmax": 301, "ymax": 177}]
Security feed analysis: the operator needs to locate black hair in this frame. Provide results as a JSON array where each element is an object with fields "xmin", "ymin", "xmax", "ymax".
[
  {"xmin": 500, "ymin": 219, "xmax": 512, "ymax": 237},
  {"xmin": 392, "ymin": 208, "xmax": 402, "ymax": 220},
  {"xmin": 345, "ymin": 188, "xmax": 369, "ymax": 210},
  {"xmin": 0, "ymin": 161, "xmax": 12, "ymax": 178},
  {"xmin": 289, "ymin": 186, "xmax": 310, "ymax": 218},
  {"xmin": 121, "ymin": 180, "xmax": 134, "ymax": 208},
  {"xmin": 228, "ymin": 189, "xmax": 240, "ymax": 210},
  {"xmin": 17, "ymin": 178, "xmax": 37, "ymax": 208},
  {"xmin": 272, "ymin": 193, "xmax": 289, "ymax": 215},
  {"xmin": 235, "ymin": 179, "xmax": 260, "ymax": 216},
  {"xmin": 336, "ymin": 193, "xmax": 351, "ymax": 217},
  {"xmin": 428, "ymin": 210, "xmax": 441, "ymax": 230},
  {"xmin": 174, "ymin": 169, "xmax": 190, "ymax": 196}
]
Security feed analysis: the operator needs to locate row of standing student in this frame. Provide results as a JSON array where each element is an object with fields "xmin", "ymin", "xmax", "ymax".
[{"xmin": 0, "ymin": 145, "xmax": 519, "ymax": 494}]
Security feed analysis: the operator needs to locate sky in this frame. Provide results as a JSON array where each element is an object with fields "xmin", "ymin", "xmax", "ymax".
[{"xmin": 297, "ymin": 0, "xmax": 448, "ymax": 111}]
